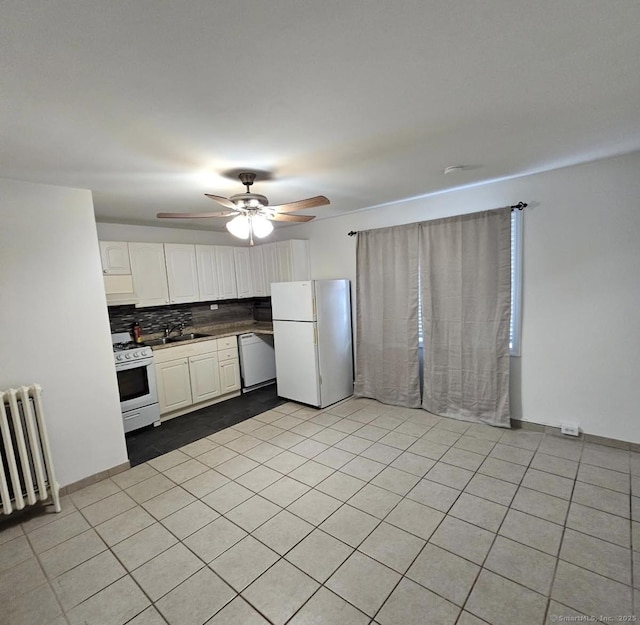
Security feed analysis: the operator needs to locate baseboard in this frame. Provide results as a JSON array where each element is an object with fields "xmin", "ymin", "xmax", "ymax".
[
  {"xmin": 511, "ymin": 418, "xmax": 637, "ymax": 450},
  {"xmin": 160, "ymin": 391, "xmax": 242, "ymax": 422},
  {"xmin": 59, "ymin": 461, "xmax": 131, "ymax": 496}
]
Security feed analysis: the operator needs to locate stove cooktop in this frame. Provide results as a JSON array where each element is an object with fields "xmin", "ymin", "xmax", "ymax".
[
  {"xmin": 112, "ymin": 341, "xmax": 140, "ymax": 352},
  {"xmin": 111, "ymin": 332, "xmax": 152, "ymax": 362}
]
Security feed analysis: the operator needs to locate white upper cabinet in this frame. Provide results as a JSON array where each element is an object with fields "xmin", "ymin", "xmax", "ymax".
[
  {"xmin": 196, "ymin": 245, "xmax": 222, "ymax": 301},
  {"xmin": 234, "ymin": 247, "xmax": 253, "ymax": 299},
  {"xmin": 215, "ymin": 246, "xmax": 238, "ymax": 300},
  {"xmin": 106, "ymin": 239, "xmax": 307, "ymax": 307},
  {"xmin": 250, "ymin": 245, "xmax": 268, "ymax": 297},
  {"xmin": 164, "ymin": 244, "xmax": 199, "ymax": 304},
  {"xmin": 259, "ymin": 240, "xmax": 310, "ymax": 294},
  {"xmin": 196, "ymin": 245, "xmax": 238, "ymax": 301},
  {"xmin": 280, "ymin": 239, "xmax": 311, "ymax": 281},
  {"xmin": 261, "ymin": 242, "xmax": 280, "ymax": 295},
  {"xmin": 99, "ymin": 241, "xmax": 131, "ymax": 275},
  {"xmin": 129, "ymin": 242, "xmax": 170, "ymax": 307}
]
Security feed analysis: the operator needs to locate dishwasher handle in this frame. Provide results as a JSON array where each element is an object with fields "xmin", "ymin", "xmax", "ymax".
[{"xmin": 239, "ymin": 333, "xmax": 258, "ymax": 345}]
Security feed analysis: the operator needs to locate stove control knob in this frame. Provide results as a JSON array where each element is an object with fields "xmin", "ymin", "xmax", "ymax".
[
  {"xmin": 116, "ymin": 354, "xmax": 122, "ymax": 361},
  {"xmin": 125, "ymin": 353, "xmax": 132, "ymax": 359},
  {"xmin": 133, "ymin": 352, "xmax": 139, "ymax": 358}
]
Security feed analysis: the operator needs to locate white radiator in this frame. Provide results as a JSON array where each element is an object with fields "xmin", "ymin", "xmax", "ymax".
[{"xmin": 0, "ymin": 385, "xmax": 61, "ymax": 516}]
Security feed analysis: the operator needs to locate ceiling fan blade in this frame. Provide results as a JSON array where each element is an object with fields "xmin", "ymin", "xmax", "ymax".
[
  {"xmin": 269, "ymin": 213, "xmax": 316, "ymax": 222},
  {"xmin": 204, "ymin": 194, "xmax": 238, "ymax": 210},
  {"xmin": 157, "ymin": 210, "xmax": 239, "ymax": 219},
  {"xmin": 269, "ymin": 196, "xmax": 330, "ymax": 213}
]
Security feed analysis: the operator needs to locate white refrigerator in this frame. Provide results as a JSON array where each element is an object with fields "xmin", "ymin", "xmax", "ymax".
[{"xmin": 271, "ymin": 280, "xmax": 353, "ymax": 408}]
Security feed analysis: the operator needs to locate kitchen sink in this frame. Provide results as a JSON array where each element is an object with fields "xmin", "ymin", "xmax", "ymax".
[
  {"xmin": 144, "ymin": 337, "xmax": 171, "ymax": 346},
  {"xmin": 145, "ymin": 333, "xmax": 211, "ymax": 346},
  {"xmin": 166, "ymin": 333, "xmax": 211, "ymax": 342}
]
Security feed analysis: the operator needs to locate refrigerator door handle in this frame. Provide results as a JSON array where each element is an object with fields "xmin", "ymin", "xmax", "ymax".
[
  {"xmin": 313, "ymin": 326, "xmax": 318, "ymax": 345},
  {"xmin": 312, "ymin": 297, "xmax": 316, "ymax": 320}
]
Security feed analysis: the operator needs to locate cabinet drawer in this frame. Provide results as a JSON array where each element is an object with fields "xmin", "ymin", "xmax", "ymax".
[
  {"xmin": 216, "ymin": 336, "xmax": 237, "ymax": 350},
  {"xmin": 153, "ymin": 339, "xmax": 217, "ymax": 363},
  {"xmin": 218, "ymin": 347, "xmax": 238, "ymax": 362}
]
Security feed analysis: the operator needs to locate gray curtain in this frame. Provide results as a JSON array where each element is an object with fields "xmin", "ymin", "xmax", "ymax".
[
  {"xmin": 354, "ymin": 224, "xmax": 421, "ymax": 408},
  {"xmin": 420, "ymin": 207, "xmax": 512, "ymax": 427}
]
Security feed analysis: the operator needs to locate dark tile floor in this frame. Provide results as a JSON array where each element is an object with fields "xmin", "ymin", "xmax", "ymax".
[{"xmin": 126, "ymin": 383, "xmax": 285, "ymax": 466}]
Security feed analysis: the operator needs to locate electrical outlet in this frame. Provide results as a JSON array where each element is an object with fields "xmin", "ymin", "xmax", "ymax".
[
  {"xmin": 560, "ymin": 423, "xmax": 580, "ymax": 437},
  {"xmin": 210, "ymin": 304, "xmax": 218, "ymax": 310}
]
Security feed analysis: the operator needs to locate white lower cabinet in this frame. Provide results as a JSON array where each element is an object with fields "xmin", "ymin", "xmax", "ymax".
[
  {"xmin": 219, "ymin": 359, "xmax": 241, "ymax": 394},
  {"xmin": 189, "ymin": 352, "xmax": 221, "ymax": 403},
  {"xmin": 154, "ymin": 337, "xmax": 240, "ymax": 417},
  {"xmin": 155, "ymin": 358, "xmax": 192, "ymax": 414}
]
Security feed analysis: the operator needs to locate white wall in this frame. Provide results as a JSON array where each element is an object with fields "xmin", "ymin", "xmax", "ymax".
[
  {"xmin": 0, "ymin": 178, "xmax": 128, "ymax": 486},
  {"xmin": 97, "ymin": 222, "xmax": 234, "ymax": 246},
  {"xmin": 286, "ymin": 152, "xmax": 640, "ymax": 443}
]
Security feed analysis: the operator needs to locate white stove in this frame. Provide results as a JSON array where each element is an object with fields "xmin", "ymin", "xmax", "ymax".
[
  {"xmin": 111, "ymin": 332, "xmax": 161, "ymax": 433},
  {"xmin": 113, "ymin": 341, "xmax": 153, "ymax": 365}
]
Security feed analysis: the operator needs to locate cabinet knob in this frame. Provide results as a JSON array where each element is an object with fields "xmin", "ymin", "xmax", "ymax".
[{"xmin": 103, "ymin": 269, "xmax": 108, "ymax": 274}]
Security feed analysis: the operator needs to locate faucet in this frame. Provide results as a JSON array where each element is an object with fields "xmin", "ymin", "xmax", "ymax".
[{"xmin": 164, "ymin": 323, "xmax": 184, "ymax": 338}]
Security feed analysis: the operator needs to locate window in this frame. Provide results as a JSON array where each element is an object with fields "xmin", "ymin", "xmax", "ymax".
[
  {"xmin": 418, "ymin": 209, "xmax": 523, "ymax": 355},
  {"xmin": 510, "ymin": 209, "xmax": 523, "ymax": 356}
]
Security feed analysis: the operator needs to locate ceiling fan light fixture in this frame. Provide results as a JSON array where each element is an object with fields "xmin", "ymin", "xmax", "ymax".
[
  {"xmin": 226, "ymin": 214, "xmax": 250, "ymax": 239},
  {"xmin": 251, "ymin": 214, "xmax": 274, "ymax": 238}
]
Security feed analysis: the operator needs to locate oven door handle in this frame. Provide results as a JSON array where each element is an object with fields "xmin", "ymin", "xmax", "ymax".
[{"xmin": 115, "ymin": 359, "xmax": 153, "ymax": 372}]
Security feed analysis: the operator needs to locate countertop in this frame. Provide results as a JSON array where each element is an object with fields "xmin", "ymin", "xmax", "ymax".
[{"xmin": 144, "ymin": 321, "xmax": 273, "ymax": 351}]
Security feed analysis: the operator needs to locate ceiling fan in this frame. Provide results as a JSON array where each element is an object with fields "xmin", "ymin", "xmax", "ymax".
[{"xmin": 157, "ymin": 172, "xmax": 329, "ymax": 245}]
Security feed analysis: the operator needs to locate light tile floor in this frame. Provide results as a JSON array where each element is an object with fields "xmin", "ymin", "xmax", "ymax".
[{"xmin": 2, "ymin": 397, "xmax": 640, "ymax": 625}]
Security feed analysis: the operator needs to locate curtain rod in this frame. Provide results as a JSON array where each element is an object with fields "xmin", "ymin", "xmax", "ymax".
[{"xmin": 347, "ymin": 201, "xmax": 528, "ymax": 236}]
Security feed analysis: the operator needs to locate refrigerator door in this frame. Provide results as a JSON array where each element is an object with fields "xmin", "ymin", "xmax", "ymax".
[
  {"xmin": 315, "ymin": 280, "xmax": 354, "ymax": 406},
  {"xmin": 271, "ymin": 281, "xmax": 315, "ymax": 321},
  {"xmin": 273, "ymin": 320, "xmax": 320, "ymax": 406}
]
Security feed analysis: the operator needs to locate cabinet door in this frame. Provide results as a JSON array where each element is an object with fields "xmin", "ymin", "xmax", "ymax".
[
  {"xmin": 215, "ymin": 247, "xmax": 238, "ymax": 299},
  {"xmin": 156, "ymin": 358, "xmax": 192, "ymax": 414},
  {"xmin": 289, "ymin": 240, "xmax": 311, "ymax": 281},
  {"xmin": 261, "ymin": 242, "xmax": 279, "ymax": 295},
  {"xmin": 164, "ymin": 244, "xmax": 199, "ymax": 304},
  {"xmin": 196, "ymin": 245, "xmax": 221, "ymax": 301},
  {"xmin": 189, "ymin": 352, "xmax": 221, "ymax": 403},
  {"xmin": 276, "ymin": 241, "xmax": 293, "ymax": 282},
  {"xmin": 99, "ymin": 241, "xmax": 131, "ymax": 275},
  {"xmin": 233, "ymin": 247, "xmax": 253, "ymax": 299},
  {"xmin": 219, "ymin": 359, "xmax": 241, "ymax": 394},
  {"xmin": 250, "ymin": 246, "xmax": 267, "ymax": 297},
  {"xmin": 129, "ymin": 242, "xmax": 170, "ymax": 307}
]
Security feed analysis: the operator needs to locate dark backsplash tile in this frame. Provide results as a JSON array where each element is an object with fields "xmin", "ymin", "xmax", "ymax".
[
  {"xmin": 108, "ymin": 298, "xmax": 270, "ymax": 334},
  {"xmin": 191, "ymin": 302, "xmax": 252, "ymax": 326}
]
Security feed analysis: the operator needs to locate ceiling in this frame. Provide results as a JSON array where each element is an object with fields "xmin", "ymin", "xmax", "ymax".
[{"xmin": 2, "ymin": 1, "xmax": 640, "ymax": 231}]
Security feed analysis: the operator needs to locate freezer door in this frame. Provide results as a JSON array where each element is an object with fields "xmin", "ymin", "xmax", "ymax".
[
  {"xmin": 273, "ymin": 320, "xmax": 320, "ymax": 406},
  {"xmin": 271, "ymin": 281, "xmax": 315, "ymax": 321}
]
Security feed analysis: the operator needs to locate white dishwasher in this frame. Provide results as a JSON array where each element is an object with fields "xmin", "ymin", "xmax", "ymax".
[{"xmin": 238, "ymin": 333, "xmax": 276, "ymax": 392}]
